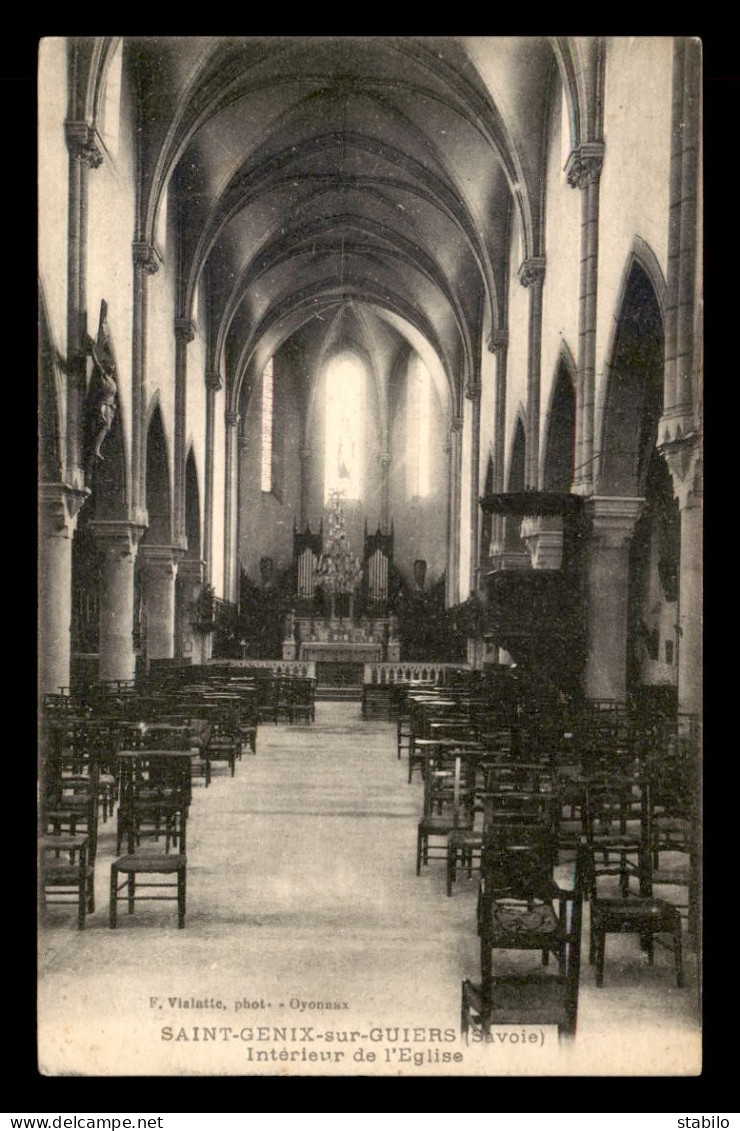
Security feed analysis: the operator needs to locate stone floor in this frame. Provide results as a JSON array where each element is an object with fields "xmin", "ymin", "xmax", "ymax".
[{"xmin": 38, "ymin": 702, "xmax": 701, "ymax": 1077}]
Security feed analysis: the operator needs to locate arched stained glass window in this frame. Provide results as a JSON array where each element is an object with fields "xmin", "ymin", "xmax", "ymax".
[
  {"xmin": 324, "ymin": 352, "xmax": 364, "ymax": 503},
  {"xmin": 407, "ymin": 354, "xmax": 431, "ymax": 498},
  {"xmin": 260, "ymin": 358, "xmax": 275, "ymax": 493}
]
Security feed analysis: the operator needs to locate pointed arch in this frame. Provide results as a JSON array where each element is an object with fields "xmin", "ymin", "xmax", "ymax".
[
  {"xmin": 481, "ymin": 450, "xmax": 495, "ymax": 559},
  {"xmin": 504, "ymin": 415, "xmax": 527, "ymax": 553},
  {"xmin": 143, "ymin": 401, "xmax": 173, "ymax": 543},
  {"xmin": 184, "ymin": 446, "xmax": 202, "ymax": 559},
  {"xmin": 550, "ymin": 37, "xmax": 586, "ymax": 155},
  {"xmin": 542, "ymin": 343, "xmax": 577, "ymax": 493},
  {"xmin": 598, "ymin": 256, "xmax": 664, "ymax": 496},
  {"xmin": 507, "ymin": 412, "xmax": 527, "ymax": 493}
]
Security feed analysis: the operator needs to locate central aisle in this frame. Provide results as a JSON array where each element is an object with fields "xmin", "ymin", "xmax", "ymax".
[{"xmin": 186, "ymin": 701, "xmax": 481, "ymax": 1020}]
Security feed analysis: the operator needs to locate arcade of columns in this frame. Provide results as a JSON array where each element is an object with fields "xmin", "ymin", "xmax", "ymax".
[{"xmin": 38, "ymin": 40, "xmax": 701, "ymax": 722}]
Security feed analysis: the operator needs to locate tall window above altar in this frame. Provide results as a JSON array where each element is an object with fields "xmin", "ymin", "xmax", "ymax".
[
  {"xmin": 324, "ymin": 352, "xmax": 364, "ymax": 503},
  {"xmin": 407, "ymin": 354, "xmax": 431, "ymax": 498}
]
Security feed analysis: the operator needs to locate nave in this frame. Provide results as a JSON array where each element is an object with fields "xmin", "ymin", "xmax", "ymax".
[{"xmin": 38, "ymin": 702, "xmax": 700, "ymax": 1078}]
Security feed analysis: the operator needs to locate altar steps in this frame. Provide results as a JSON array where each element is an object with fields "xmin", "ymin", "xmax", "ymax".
[{"xmin": 314, "ymin": 686, "xmax": 363, "ymax": 702}]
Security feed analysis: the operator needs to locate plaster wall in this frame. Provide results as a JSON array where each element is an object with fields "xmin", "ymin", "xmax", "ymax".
[
  {"xmin": 239, "ymin": 349, "xmax": 302, "ymax": 582},
  {"xmin": 540, "ymin": 75, "xmax": 581, "ymax": 485},
  {"xmin": 38, "ymin": 38, "xmax": 69, "ymax": 357},
  {"xmin": 594, "ymin": 37, "xmax": 673, "ymax": 461},
  {"xmin": 186, "ymin": 280, "xmax": 208, "ymax": 552},
  {"xmin": 388, "ymin": 355, "xmax": 448, "ymax": 588},
  {"xmin": 85, "ymin": 45, "xmax": 138, "ymax": 504},
  {"xmin": 505, "ymin": 220, "xmax": 529, "ymax": 485}
]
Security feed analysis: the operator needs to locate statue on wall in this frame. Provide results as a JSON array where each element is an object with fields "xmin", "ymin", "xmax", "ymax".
[
  {"xmin": 83, "ymin": 300, "xmax": 118, "ymax": 481},
  {"xmin": 260, "ymin": 556, "xmax": 275, "ymax": 588}
]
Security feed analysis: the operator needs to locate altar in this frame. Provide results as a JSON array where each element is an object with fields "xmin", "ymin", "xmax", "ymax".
[
  {"xmin": 285, "ymin": 616, "xmax": 399, "ymax": 664},
  {"xmin": 284, "ymin": 497, "xmax": 401, "ymax": 666},
  {"xmin": 299, "ymin": 640, "xmax": 382, "ymax": 663}
]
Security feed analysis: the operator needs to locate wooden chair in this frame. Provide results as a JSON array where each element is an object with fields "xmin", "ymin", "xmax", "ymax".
[
  {"xmin": 578, "ymin": 840, "xmax": 684, "ymax": 988},
  {"xmin": 582, "ymin": 773, "xmax": 648, "ymax": 899},
  {"xmin": 110, "ymin": 780, "xmax": 188, "ymax": 930},
  {"xmin": 447, "ymin": 767, "xmax": 556, "ymax": 897},
  {"xmin": 416, "ymin": 748, "xmax": 477, "ymax": 877},
  {"xmin": 290, "ymin": 678, "xmax": 316, "ymax": 725},
  {"xmin": 109, "ymin": 851, "xmax": 187, "ymax": 929},
  {"xmin": 461, "ymin": 828, "xmax": 583, "ymax": 1041},
  {"xmin": 40, "ymin": 834, "xmax": 95, "ymax": 930},
  {"xmin": 116, "ymin": 751, "xmax": 191, "ymax": 855},
  {"xmin": 43, "ymin": 760, "xmax": 99, "ymax": 868}
]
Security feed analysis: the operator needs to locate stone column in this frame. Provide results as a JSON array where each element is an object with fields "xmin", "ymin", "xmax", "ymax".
[
  {"xmin": 446, "ymin": 416, "xmax": 463, "ymax": 607},
  {"xmin": 174, "ymin": 318, "xmax": 195, "ymax": 544},
  {"xmin": 663, "ymin": 37, "xmax": 701, "ymax": 422},
  {"xmin": 236, "ymin": 431, "xmax": 249, "ymax": 594},
  {"xmin": 467, "ymin": 378, "xmax": 482, "ymax": 593},
  {"xmin": 38, "ymin": 483, "xmax": 90, "ymax": 697},
  {"xmin": 518, "ymin": 258, "xmax": 546, "ymax": 490},
  {"xmin": 90, "ymin": 520, "xmax": 144, "ymax": 682},
  {"xmin": 488, "ymin": 331, "xmax": 509, "ymax": 559},
  {"xmin": 138, "ymin": 544, "xmax": 180, "ymax": 660},
  {"xmin": 203, "ymin": 371, "xmax": 222, "ymax": 585},
  {"xmin": 178, "ymin": 558, "xmax": 205, "ymax": 665},
  {"xmin": 379, "ymin": 450, "xmax": 391, "ymax": 532},
  {"xmin": 583, "ymin": 497, "xmax": 644, "ymax": 702},
  {"xmin": 661, "ymin": 437, "xmax": 702, "ymax": 719},
  {"xmin": 223, "ymin": 409, "xmax": 240, "ymax": 603},
  {"xmin": 132, "ymin": 242, "xmax": 162, "ymax": 517},
  {"xmin": 299, "ymin": 446, "xmax": 312, "ymax": 530},
  {"xmin": 64, "ymin": 121, "xmax": 104, "ymax": 488},
  {"xmin": 567, "ymin": 143, "xmax": 605, "ymax": 493}
]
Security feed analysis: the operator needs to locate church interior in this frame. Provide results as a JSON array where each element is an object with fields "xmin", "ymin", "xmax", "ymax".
[{"xmin": 37, "ymin": 36, "xmax": 702, "ymax": 1076}]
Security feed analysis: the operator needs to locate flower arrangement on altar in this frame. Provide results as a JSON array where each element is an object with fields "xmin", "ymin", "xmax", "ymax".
[{"xmin": 315, "ymin": 490, "xmax": 363, "ymax": 610}]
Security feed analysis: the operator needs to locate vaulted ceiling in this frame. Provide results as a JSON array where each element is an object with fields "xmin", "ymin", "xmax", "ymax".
[{"xmin": 128, "ymin": 36, "xmax": 562, "ymax": 416}]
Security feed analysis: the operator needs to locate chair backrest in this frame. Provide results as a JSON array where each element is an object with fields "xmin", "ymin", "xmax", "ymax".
[{"xmin": 480, "ymin": 827, "xmax": 560, "ymax": 903}]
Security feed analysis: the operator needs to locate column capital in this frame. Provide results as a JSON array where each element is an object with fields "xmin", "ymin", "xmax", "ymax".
[
  {"xmin": 132, "ymin": 241, "xmax": 162, "ymax": 276},
  {"xmin": 565, "ymin": 141, "xmax": 605, "ymax": 189},
  {"xmin": 658, "ymin": 407, "xmax": 701, "ymax": 448},
  {"xmin": 65, "ymin": 121, "xmax": 104, "ymax": 168},
  {"xmin": 487, "ymin": 330, "xmax": 509, "ymax": 355},
  {"xmin": 174, "ymin": 317, "xmax": 196, "ymax": 343},
  {"xmin": 465, "ymin": 379, "xmax": 481, "ymax": 402},
  {"xmin": 518, "ymin": 257, "xmax": 546, "ymax": 288},
  {"xmin": 39, "ymin": 482, "xmax": 91, "ymax": 537},
  {"xmin": 138, "ymin": 543, "xmax": 183, "ymax": 578},
  {"xmin": 658, "ymin": 428, "xmax": 702, "ymax": 511},
  {"xmin": 586, "ymin": 496, "xmax": 645, "ymax": 548},
  {"xmin": 379, "ymin": 450, "xmax": 392, "ymax": 467},
  {"xmin": 89, "ymin": 519, "xmax": 146, "ymax": 557},
  {"xmin": 206, "ymin": 371, "xmax": 223, "ymax": 392},
  {"xmin": 225, "ymin": 409, "xmax": 240, "ymax": 428},
  {"xmin": 299, "ymin": 446, "xmax": 312, "ymax": 462},
  {"xmin": 238, "ymin": 432, "xmax": 250, "ymax": 452},
  {"xmin": 450, "ymin": 415, "xmax": 464, "ymax": 434}
]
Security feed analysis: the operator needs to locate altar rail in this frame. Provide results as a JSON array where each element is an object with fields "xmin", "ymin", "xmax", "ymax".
[
  {"xmin": 363, "ymin": 662, "xmax": 470, "ymax": 686},
  {"xmin": 207, "ymin": 659, "xmax": 316, "ymax": 679}
]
